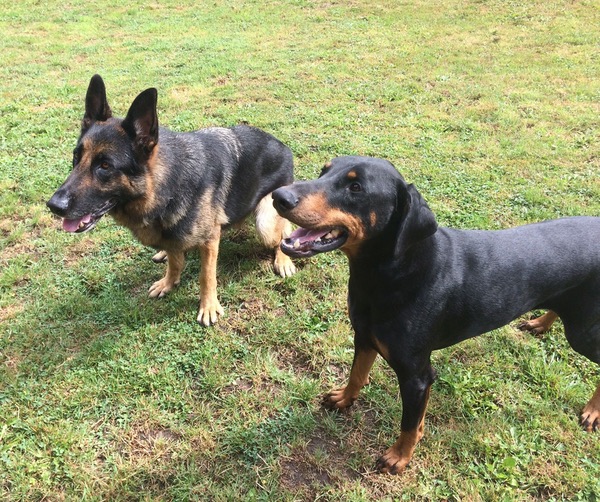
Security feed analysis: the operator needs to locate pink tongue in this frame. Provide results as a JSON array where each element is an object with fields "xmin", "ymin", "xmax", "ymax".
[
  {"xmin": 63, "ymin": 215, "xmax": 91, "ymax": 232},
  {"xmin": 288, "ymin": 227, "xmax": 329, "ymax": 244}
]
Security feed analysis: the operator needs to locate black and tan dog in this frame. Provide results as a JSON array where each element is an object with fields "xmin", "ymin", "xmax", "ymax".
[
  {"xmin": 272, "ymin": 156, "xmax": 600, "ymax": 474},
  {"xmin": 47, "ymin": 75, "xmax": 296, "ymax": 325}
]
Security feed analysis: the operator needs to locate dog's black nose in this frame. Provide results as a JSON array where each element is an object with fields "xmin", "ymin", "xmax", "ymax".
[
  {"xmin": 272, "ymin": 187, "xmax": 298, "ymax": 213},
  {"xmin": 46, "ymin": 191, "xmax": 71, "ymax": 217}
]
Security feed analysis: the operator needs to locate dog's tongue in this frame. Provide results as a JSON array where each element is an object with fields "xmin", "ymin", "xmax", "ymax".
[
  {"xmin": 288, "ymin": 227, "xmax": 329, "ymax": 243},
  {"xmin": 62, "ymin": 214, "xmax": 91, "ymax": 233}
]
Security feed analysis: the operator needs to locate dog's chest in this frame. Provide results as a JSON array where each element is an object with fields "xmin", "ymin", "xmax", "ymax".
[{"xmin": 109, "ymin": 209, "xmax": 162, "ymax": 246}]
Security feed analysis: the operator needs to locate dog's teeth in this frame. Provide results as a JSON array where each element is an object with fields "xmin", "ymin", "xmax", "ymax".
[
  {"xmin": 331, "ymin": 229, "xmax": 340, "ymax": 238},
  {"xmin": 324, "ymin": 232, "xmax": 333, "ymax": 240},
  {"xmin": 293, "ymin": 239, "xmax": 301, "ymax": 249}
]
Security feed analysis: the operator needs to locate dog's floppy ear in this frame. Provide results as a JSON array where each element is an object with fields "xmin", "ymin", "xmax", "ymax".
[
  {"xmin": 121, "ymin": 87, "xmax": 159, "ymax": 158},
  {"xmin": 395, "ymin": 182, "xmax": 438, "ymax": 254},
  {"xmin": 82, "ymin": 74, "xmax": 112, "ymax": 133}
]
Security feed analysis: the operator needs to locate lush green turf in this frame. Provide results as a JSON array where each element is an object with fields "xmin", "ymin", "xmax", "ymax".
[{"xmin": 1, "ymin": 0, "xmax": 599, "ymax": 499}]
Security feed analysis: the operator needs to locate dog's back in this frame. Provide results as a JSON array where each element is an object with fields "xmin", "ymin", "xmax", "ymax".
[
  {"xmin": 426, "ymin": 217, "xmax": 600, "ymax": 354},
  {"xmin": 155, "ymin": 124, "xmax": 293, "ymax": 231}
]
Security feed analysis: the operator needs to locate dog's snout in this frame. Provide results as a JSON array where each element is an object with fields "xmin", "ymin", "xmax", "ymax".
[
  {"xmin": 272, "ymin": 187, "xmax": 299, "ymax": 213},
  {"xmin": 46, "ymin": 190, "xmax": 71, "ymax": 217}
]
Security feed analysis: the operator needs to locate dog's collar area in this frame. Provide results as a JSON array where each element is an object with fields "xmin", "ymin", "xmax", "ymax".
[
  {"xmin": 62, "ymin": 200, "xmax": 117, "ymax": 233},
  {"xmin": 281, "ymin": 226, "xmax": 348, "ymax": 257}
]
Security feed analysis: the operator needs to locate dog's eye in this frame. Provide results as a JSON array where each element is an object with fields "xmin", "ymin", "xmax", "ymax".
[
  {"xmin": 349, "ymin": 182, "xmax": 362, "ymax": 192},
  {"xmin": 99, "ymin": 161, "xmax": 110, "ymax": 170}
]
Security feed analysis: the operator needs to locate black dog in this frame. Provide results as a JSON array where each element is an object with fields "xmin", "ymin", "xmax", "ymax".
[
  {"xmin": 47, "ymin": 75, "xmax": 296, "ymax": 325},
  {"xmin": 272, "ymin": 156, "xmax": 600, "ymax": 474}
]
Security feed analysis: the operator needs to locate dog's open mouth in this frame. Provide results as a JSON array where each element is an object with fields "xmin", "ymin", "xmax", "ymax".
[
  {"xmin": 281, "ymin": 227, "xmax": 348, "ymax": 258},
  {"xmin": 62, "ymin": 200, "xmax": 116, "ymax": 233}
]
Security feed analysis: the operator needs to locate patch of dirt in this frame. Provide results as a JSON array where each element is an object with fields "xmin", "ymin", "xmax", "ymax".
[
  {"xmin": 2, "ymin": 351, "xmax": 22, "ymax": 374},
  {"xmin": 61, "ymin": 236, "xmax": 99, "ymax": 266},
  {"xmin": 280, "ymin": 409, "xmax": 378, "ymax": 496},
  {"xmin": 280, "ymin": 439, "xmax": 357, "ymax": 498},
  {"xmin": 0, "ymin": 302, "xmax": 25, "ymax": 324},
  {"xmin": 1, "ymin": 212, "xmax": 72, "ymax": 265},
  {"xmin": 237, "ymin": 297, "xmax": 269, "ymax": 319},
  {"xmin": 274, "ymin": 346, "xmax": 318, "ymax": 377},
  {"xmin": 115, "ymin": 423, "xmax": 184, "ymax": 462},
  {"xmin": 280, "ymin": 455, "xmax": 333, "ymax": 497},
  {"xmin": 221, "ymin": 375, "xmax": 284, "ymax": 399}
]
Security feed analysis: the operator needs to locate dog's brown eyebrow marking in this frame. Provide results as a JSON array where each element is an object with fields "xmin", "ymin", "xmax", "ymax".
[
  {"xmin": 78, "ymin": 137, "xmax": 95, "ymax": 168},
  {"xmin": 347, "ymin": 170, "xmax": 357, "ymax": 179}
]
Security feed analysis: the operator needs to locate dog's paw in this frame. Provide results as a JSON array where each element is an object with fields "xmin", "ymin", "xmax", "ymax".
[
  {"xmin": 517, "ymin": 319, "xmax": 547, "ymax": 335},
  {"xmin": 152, "ymin": 250, "xmax": 168, "ymax": 263},
  {"xmin": 581, "ymin": 404, "xmax": 600, "ymax": 432},
  {"xmin": 375, "ymin": 448, "xmax": 410, "ymax": 475},
  {"xmin": 274, "ymin": 252, "xmax": 296, "ymax": 278},
  {"xmin": 517, "ymin": 311, "xmax": 557, "ymax": 335},
  {"xmin": 197, "ymin": 297, "xmax": 224, "ymax": 326},
  {"xmin": 322, "ymin": 387, "xmax": 356, "ymax": 410},
  {"xmin": 148, "ymin": 277, "xmax": 178, "ymax": 298}
]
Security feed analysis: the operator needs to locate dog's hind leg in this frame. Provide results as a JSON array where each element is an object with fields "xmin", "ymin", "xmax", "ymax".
[
  {"xmin": 255, "ymin": 193, "xmax": 296, "ymax": 278},
  {"xmin": 581, "ymin": 383, "xmax": 600, "ymax": 432},
  {"xmin": 562, "ymin": 310, "xmax": 600, "ymax": 432},
  {"xmin": 323, "ymin": 346, "xmax": 378, "ymax": 409},
  {"xmin": 152, "ymin": 250, "xmax": 168, "ymax": 263},
  {"xmin": 148, "ymin": 250, "xmax": 184, "ymax": 298},
  {"xmin": 518, "ymin": 310, "xmax": 558, "ymax": 335}
]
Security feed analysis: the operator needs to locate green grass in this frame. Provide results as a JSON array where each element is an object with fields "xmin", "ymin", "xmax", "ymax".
[{"xmin": 1, "ymin": 0, "xmax": 599, "ymax": 499}]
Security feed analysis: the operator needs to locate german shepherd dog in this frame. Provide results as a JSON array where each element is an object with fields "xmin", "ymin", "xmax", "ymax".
[
  {"xmin": 47, "ymin": 75, "xmax": 296, "ymax": 325},
  {"xmin": 272, "ymin": 156, "xmax": 600, "ymax": 474}
]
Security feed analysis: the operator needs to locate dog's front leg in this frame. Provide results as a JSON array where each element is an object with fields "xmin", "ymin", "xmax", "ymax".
[
  {"xmin": 148, "ymin": 250, "xmax": 184, "ymax": 298},
  {"xmin": 197, "ymin": 228, "xmax": 224, "ymax": 326},
  {"xmin": 376, "ymin": 367, "xmax": 435, "ymax": 474},
  {"xmin": 323, "ymin": 344, "xmax": 377, "ymax": 410}
]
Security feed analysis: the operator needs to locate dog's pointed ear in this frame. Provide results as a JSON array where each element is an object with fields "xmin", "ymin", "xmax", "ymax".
[
  {"xmin": 82, "ymin": 75, "xmax": 112, "ymax": 133},
  {"xmin": 395, "ymin": 182, "xmax": 438, "ymax": 254},
  {"xmin": 121, "ymin": 87, "xmax": 159, "ymax": 158}
]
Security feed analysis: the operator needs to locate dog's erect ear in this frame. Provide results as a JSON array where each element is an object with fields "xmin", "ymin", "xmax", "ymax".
[
  {"xmin": 82, "ymin": 75, "xmax": 112, "ymax": 133},
  {"xmin": 395, "ymin": 182, "xmax": 438, "ymax": 254},
  {"xmin": 121, "ymin": 88, "xmax": 159, "ymax": 158}
]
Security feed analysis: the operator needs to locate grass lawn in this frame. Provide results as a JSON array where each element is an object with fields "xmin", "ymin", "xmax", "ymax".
[{"xmin": 1, "ymin": 0, "xmax": 599, "ymax": 500}]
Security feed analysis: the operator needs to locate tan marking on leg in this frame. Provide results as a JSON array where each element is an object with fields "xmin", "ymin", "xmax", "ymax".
[
  {"xmin": 376, "ymin": 386, "xmax": 431, "ymax": 475},
  {"xmin": 323, "ymin": 347, "xmax": 377, "ymax": 409},
  {"xmin": 581, "ymin": 382, "xmax": 600, "ymax": 432},
  {"xmin": 372, "ymin": 336, "xmax": 391, "ymax": 362},
  {"xmin": 148, "ymin": 250, "xmax": 184, "ymax": 298},
  {"xmin": 255, "ymin": 194, "xmax": 296, "ymax": 277},
  {"xmin": 197, "ymin": 227, "xmax": 223, "ymax": 326},
  {"xmin": 518, "ymin": 311, "xmax": 559, "ymax": 335}
]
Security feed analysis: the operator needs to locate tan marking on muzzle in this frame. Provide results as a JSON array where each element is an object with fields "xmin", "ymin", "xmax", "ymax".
[{"xmin": 287, "ymin": 192, "xmax": 368, "ymax": 253}]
